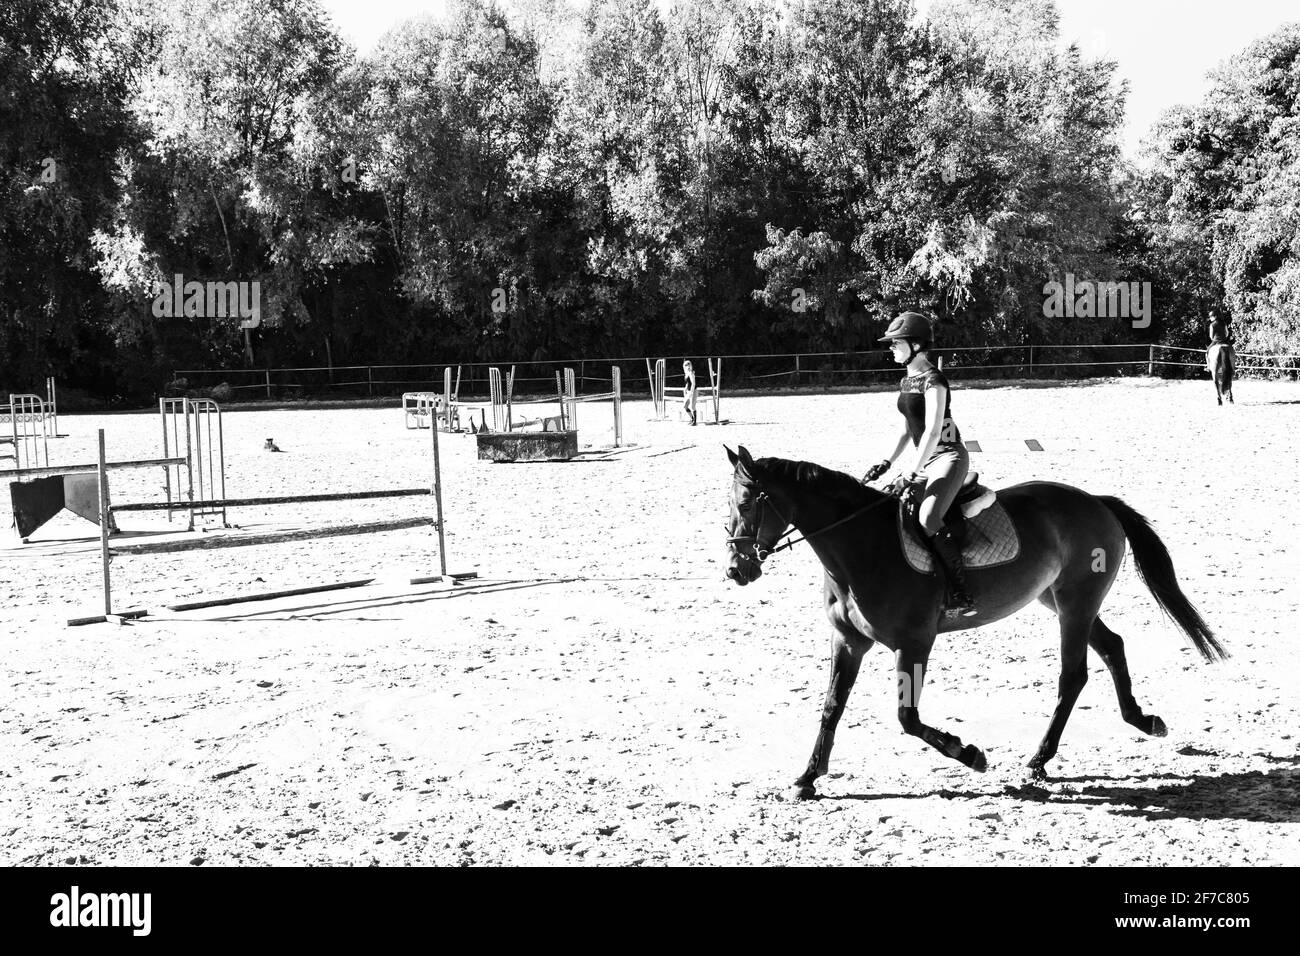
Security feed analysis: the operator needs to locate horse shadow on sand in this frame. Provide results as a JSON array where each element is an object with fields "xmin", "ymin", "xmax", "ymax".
[
  {"xmin": 1040, "ymin": 754, "xmax": 1300, "ymax": 823},
  {"xmin": 828, "ymin": 755, "xmax": 1300, "ymax": 824}
]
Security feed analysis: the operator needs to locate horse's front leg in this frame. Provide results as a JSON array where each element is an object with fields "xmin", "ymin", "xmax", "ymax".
[
  {"xmin": 896, "ymin": 644, "xmax": 988, "ymax": 772},
  {"xmin": 791, "ymin": 606, "xmax": 872, "ymax": 800}
]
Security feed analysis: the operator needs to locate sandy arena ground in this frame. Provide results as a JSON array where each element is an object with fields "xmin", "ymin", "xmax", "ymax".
[{"xmin": 2, "ymin": 377, "xmax": 1297, "ymax": 866}]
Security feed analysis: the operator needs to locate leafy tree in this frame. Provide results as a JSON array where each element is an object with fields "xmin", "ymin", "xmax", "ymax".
[
  {"xmin": 1150, "ymin": 23, "xmax": 1300, "ymax": 356},
  {"xmin": 0, "ymin": 0, "xmax": 142, "ymax": 394},
  {"xmin": 93, "ymin": 0, "xmax": 356, "ymax": 371}
]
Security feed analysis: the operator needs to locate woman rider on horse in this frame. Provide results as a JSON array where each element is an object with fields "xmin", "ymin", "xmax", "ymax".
[{"xmin": 862, "ymin": 311, "xmax": 976, "ymax": 616}]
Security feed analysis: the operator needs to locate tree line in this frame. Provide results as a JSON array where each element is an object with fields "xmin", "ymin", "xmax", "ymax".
[{"xmin": 2, "ymin": 0, "xmax": 1297, "ymax": 402}]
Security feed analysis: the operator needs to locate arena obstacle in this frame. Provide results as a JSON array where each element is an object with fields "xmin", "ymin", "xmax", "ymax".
[
  {"xmin": 558, "ymin": 366, "xmax": 623, "ymax": 447},
  {"xmin": 161, "ymin": 397, "xmax": 227, "ymax": 529},
  {"xmin": 647, "ymin": 358, "xmax": 721, "ymax": 424},
  {"xmin": 4, "ymin": 398, "xmax": 225, "ymax": 541},
  {"xmin": 476, "ymin": 429, "xmax": 578, "ymax": 461},
  {"xmin": 475, "ymin": 366, "xmax": 623, "ymax": 460},
  {"xmin": 403, "ymin": 366, "xmax": 518, "ymax": 434},
  {"xmin": 403, "ymin": 367, "xmax": 467, "ymax": 432},
  {"xmin": 0, "ymin": 378, "xmax": 59, "ymax": 439},
  {"xmin": 3, "ymin": 394, "xmax": 51, "ymax": 470},
  {"xmin": 68, "ymin": 420, "xmax": 474, "ymax": 625}
]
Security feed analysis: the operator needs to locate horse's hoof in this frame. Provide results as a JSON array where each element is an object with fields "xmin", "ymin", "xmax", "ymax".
[
  {"xmin": 1148, "ymin": 715, "xmax": 1167, "ymax": 737},
  {"xmin": 1025, "ymin": 762, "xmax": 1049, "ymax": 782},
  {"xmin": 960, "ymin": 744, "xmax": 988, "ymax": 772},
  {"xmin": 787, "ymin": 784, "xmax": 817, "ymax": 802}
]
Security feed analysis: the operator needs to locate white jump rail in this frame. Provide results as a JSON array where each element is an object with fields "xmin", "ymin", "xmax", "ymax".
[{"xmin": 68, "ymin": 419, "xmax": 473, "ymax": 626}]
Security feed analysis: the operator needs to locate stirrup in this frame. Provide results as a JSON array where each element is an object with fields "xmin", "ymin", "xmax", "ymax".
[{"xmin": 947, "ymin": 592, "xmax": 977, "ymax": 618}]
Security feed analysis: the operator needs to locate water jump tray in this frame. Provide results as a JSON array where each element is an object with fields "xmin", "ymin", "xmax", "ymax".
[{"xmin": 476, "ymin": 429, "xmax": 579, "ymax": 462}]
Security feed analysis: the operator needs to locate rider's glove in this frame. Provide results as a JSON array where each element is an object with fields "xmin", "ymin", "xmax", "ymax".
[
  {"xmin": 862, "ymin": 459, "xmax": 891, "ymax": 483},
  {"xmin": 889, "ymin": 472, "xmax": 925, "ymax": 501}
]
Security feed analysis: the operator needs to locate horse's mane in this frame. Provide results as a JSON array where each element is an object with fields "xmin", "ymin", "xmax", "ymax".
[{"xmin": 753, "ymin": 457, "xmax": 879, "ymax": 507}]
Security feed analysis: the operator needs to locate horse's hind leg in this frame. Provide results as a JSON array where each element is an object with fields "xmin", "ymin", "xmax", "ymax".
[
  {"xmin": 1039, "ymin": 592, "xmax": 1166, "ymax": 741},
  {"xmin": 1089, "ymin": 618, "xmax": 1166, "ymax": 738},
  {"xmin": 1026, "ymin": 591, "xmax": 1094, "ymax": 780}
]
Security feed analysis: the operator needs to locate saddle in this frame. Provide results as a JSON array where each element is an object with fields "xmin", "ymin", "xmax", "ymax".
[{"xmin": 897, "ymin": 473, "xmax": 1020, "ymax": 575}]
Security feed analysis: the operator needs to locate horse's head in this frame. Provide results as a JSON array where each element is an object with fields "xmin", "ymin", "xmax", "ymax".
[{"xmin": 725, "ymin": 445, "xmax": 793, "ymax": 586}]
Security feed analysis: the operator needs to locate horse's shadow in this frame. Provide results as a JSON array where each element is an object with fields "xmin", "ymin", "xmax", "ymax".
[
  {"xmin": 1048, "ymin": 757, "xmax": 1300, "ymax": 823},
  {"xmin": 830, "ymin": 756, "xmax": 1300, "ymax": 824}
]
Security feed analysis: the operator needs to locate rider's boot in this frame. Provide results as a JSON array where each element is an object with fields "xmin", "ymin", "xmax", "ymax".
[{"xmin": 929, "ymin": 525, "xmax": 976, "ymax": 617}]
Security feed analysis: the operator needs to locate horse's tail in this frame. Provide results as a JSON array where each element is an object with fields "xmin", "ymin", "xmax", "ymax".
[{"xmin": 1097, "ymin": 496, "xmax": 1227, "ymax": 661}]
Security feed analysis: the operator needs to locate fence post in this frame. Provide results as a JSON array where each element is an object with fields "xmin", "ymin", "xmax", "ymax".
[
  {"xmin": 368, "ymin": 366, "xmax": 374, "ymax": 398},
  {"xmin": 794, "ymin": 353, "xmax": 801, "ymax": 387},
  {"xmin": 1028, "ymin": 345, "xmax": 1034, "ymax": 371},
  {"xmin": 265, "ymin": 369, "xmax": 272, "ymax": 399},
  {"xmin": 1148, "ymin": 345, "xmax": 1154, "ymax": 376}
]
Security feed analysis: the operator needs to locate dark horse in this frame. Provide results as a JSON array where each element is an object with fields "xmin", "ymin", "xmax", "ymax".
[
  {"xmin": 1209, "ymin": 343, "xmax": 1235, "ymax": 405},
  {"xmin": 724, "ymin": 446, "xmax": 1225, "ymax": 799}
]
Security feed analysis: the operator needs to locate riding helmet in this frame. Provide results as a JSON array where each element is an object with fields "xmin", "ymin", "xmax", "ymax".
[{"xmin": 878, "ymin": 311, "xmax": 933, "ymax": 344}]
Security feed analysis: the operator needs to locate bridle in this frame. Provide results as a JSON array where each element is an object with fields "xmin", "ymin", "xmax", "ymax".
[
  {"xmin": 726, "ymin": 489, "xmax": 791, "ymax": 569},
  {"xmin": 726, "ymin": 480, "xmax": 897, "ymax": 570}
]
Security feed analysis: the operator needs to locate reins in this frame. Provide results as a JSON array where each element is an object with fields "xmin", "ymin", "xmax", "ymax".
[{"xmin": 727, "ymin": 485, "xmax": 898, "ymax": 566}]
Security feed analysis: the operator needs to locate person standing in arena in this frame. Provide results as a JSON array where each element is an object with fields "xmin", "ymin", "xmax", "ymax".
[{"xmin": 682, "ymin": 359, "xmax": 698, "ymax": 425}]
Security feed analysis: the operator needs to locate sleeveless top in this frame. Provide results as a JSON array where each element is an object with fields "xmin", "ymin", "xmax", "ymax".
[
  {"xmin": 898, "ymin": 368, "xmax": 962, "ymax": 450},
  {"xmin": 1208, "ymin": 319, "xmax": 1231, "ymax": 345}
]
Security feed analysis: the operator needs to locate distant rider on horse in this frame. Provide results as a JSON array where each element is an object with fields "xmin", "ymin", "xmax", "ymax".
[
  {"xmin": 1207, "ymin": 311, "xmax": 1237, "ymax": 404},
  {"xmin": 1208, "ymin": 312, "xmax": 1233, "ymax": 348},
  {"xmin": 862, "ymin": 311, "xmax": 976, "ymax": 616}
]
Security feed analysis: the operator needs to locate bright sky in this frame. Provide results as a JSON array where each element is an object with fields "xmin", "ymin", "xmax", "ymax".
[{"xmin": 317, "ymin": 0, "xmax": 1299, "ymax": 158}]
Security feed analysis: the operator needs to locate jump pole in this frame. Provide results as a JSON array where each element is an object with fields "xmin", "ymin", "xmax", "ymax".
[
  {"xmin": 431, "ymin": 403, "xmax": 448, "ymax": 578},
  {"xmin": 47, "ymin": 377, "xmax": 58, "ymax": 436},
  {"xmin": 564, "ymin": 367, "xmax": 577, "ymax": 431},
  {"xmin": 443, "ymin": 367, "xmax": 453, "ymax": 428},
  {"xmin": 708, "ymin": 357, "xmax": 722, "ymax": 424},
  {"xmin": 98, "ymin": 429, "xmax": 111, "ymax": 617},
  {"xmin": 655, "ymin": 359, "xmax": 666, "ymax": 419},
  {"xmin": 613, "ymin": 366, "xmax": 623, "ymax": 446}
]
